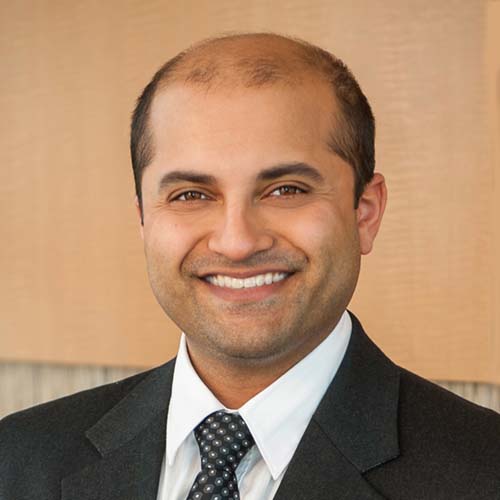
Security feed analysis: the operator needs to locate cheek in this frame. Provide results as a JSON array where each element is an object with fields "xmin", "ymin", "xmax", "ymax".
[
  {"xmin": 144, "ymin": 217, "xmax": 199, "ymax": 271},
  {"xmin": 275, "ymin": 203, "xmax": 356, "ymax": 256}
]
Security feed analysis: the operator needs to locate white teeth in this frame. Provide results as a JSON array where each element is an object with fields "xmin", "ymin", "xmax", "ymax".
[
  {"xmin": 244, "ymin": 277, "xmax": 256, "ymax": 288},
  {"xmin": 232, "ymin": 278, "xmax": 244, "ymax": 289},
  {"xmin": 206, "ymin": 272, "xmax": 289, "ymax": 289}
]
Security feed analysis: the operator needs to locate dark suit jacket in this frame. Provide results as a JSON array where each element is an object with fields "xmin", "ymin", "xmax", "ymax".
[{"xmin": 1, "ymin": 312, "xmax": 500, "ymax": 500}]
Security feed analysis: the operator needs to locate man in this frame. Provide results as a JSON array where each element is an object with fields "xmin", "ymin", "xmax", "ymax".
[{"xmin": 1, "ymin": 33, "xmax": 499, "ymax": 500}]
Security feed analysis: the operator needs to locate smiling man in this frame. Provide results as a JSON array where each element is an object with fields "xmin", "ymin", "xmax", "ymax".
[
  {"xmin": 138, "ymin": 63, "xmax": 380, "ymax": 411},
  {"xmin": 1, "ymin": 33, "xmax": 500, "ymax": 500}
]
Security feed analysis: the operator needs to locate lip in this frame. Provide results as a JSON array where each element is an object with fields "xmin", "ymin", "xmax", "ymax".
[{"xmin": 199, "ymin": 271, "xmax": 295, "ymax": 302}]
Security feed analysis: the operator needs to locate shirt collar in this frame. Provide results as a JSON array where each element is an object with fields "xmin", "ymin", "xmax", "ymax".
[
  {"xmin": 166, "ymin": 334, "xmax": 223, "ymax": 466},
  {"xmin": 166, "ymin": 311, "xmax": 352, "ymax": 479}
]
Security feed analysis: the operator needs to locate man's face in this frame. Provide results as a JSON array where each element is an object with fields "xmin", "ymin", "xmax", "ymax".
[{"xmin": 140, "ymin": 80, "xmax": 367, "ymax": 369}]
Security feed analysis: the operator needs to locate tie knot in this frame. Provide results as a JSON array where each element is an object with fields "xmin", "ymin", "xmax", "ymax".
[{"xmin": 194, "ymin": 411, "xmax": 255, "ymax": 471}]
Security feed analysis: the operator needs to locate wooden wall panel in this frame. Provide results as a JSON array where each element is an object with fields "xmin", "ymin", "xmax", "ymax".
[
  {"xmin": 1, "ymin": 0, "xmax": 498, "ymax": 382},
  {"xmin": 487, "ymin": 0, "xmax": 500, "ymax": 392}
]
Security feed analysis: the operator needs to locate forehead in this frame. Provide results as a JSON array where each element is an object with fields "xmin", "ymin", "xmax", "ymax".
[{"xmin": 149, "ymin": 80, "xmax": 337, "ymax": 164}]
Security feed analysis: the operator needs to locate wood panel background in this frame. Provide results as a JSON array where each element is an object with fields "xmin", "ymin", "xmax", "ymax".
[{"xmin": 1, "ymin": 0, "xmax": 499, "ymax": 384}]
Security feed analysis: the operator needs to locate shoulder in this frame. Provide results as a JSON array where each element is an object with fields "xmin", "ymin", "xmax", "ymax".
[
  {"xmin": 371, "ymin": 367, "xmax": 500, "ymax": 497},
  {"xmin": 0, "ymin": 366, "xmax": 152, "ymax": 438},
  {"xmin": 0, "ymin": 361, "xmax": 173, "ymax": 498},
  {"xmin": 398, "ymin": 367, "xmax": 500, "ymax": 445}
]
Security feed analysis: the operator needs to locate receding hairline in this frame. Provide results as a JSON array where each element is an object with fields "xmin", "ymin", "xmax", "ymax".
[
  {"xmin": 131, "ymin": 32, "xmax": 375, "ymax": 219},
  {"xmin": 145, "ymin": 33, "xmax": 349, "ymax": 177},
  {"xmin": 154, "ymin": 32, "xmax": 339, "ymax": 92}
]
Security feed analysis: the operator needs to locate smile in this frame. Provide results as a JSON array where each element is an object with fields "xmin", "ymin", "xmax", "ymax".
[{"xmin": 204, "ymin": 272, "xmax": 289, "ymax": 289}]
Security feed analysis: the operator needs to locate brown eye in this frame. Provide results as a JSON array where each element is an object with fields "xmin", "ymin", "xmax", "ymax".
[
  {"xmin": 175, "ymin": 191, "xmax": 209, "ymax": 201},
  {"xmin": 269, "ymin": 185, "xmax": 305, "ymax": 197}
]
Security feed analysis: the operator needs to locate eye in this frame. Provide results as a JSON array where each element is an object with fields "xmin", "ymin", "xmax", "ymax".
[
  {"xmin": 268, "ymin": 185, "xmax": 306, "ymax": 197},
  {"xmin": 172, "ymin": 190, "xmax": 210, "ymax": 202}
]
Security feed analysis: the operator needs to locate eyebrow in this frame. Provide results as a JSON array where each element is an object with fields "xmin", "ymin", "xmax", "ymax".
[
  {"xmin": 158, "ymin": 171, "xmax": 217, "ymax": 193},
  {"xmin": 256, "ymin": 162, "xmax": 325, "ymax": 183},
  {"xmin": 157, "ymin": 162, "xmax": 324, "ymax": 193}
]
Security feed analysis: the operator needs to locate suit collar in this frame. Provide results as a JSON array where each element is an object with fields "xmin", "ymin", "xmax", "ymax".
[
  {"xmin": 61, "ymin": 360, "xmax": 175, "ymax": 500},
  {"xmin": 314, "ymin": 311, "xmax": 400, "ymax": 472},
  {"xmin": 275, "ymin": 311, "xmax": 400, "ymax": 499},
  {"xmin": 61, "ymin": 311, "xmax": 400, "ymax": 500},
  {"xmin": 85, "ymin": 360, "xmax": 175, "ymax": 456}
]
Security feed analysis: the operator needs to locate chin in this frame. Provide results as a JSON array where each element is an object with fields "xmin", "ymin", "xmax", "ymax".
[{"xmin": 199, "ymin": 327, "xmax": 295, "ymax": 363}]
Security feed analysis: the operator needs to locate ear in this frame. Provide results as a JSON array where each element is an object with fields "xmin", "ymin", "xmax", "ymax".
[
  {"xmin": 135, "ymin": 196, "xmax": 144, "ymax": 240},
  {"xmin": 356, "ymin": 173, "xmax": 387, "ymax": 255}
]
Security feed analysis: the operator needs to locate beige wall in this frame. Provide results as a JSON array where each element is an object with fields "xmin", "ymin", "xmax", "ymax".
[
  {"xmin": 488, "ymin": 1, "xmax": 500, "ymax": 388},
  {"xmin": 1, "ymin": 1, "xmax": 499, "ymax": 383}
]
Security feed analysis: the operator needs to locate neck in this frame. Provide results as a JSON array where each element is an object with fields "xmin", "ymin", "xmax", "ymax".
[
  {"xmin": 185, "ymin": 334, "xmax": 331, "ymax": 408},
  {"xmin": 188, "ymin": 355, "xmax": 291, "ymax": 409}
]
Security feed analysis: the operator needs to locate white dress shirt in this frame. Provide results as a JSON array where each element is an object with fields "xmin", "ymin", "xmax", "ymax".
[{"xmin": 156, "ymin": 311, "xmax": 352, "ymax": 500}]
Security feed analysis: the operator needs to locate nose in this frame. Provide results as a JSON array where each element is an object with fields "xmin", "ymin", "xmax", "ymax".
[{"xmin": 207, "ymin": 203, "xmax": 274, "ymax": 262}]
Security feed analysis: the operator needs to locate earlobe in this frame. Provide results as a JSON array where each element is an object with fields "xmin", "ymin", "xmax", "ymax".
[{"xmin": 356, "ymin": 173, "xmax": 387, "ymax": 255}]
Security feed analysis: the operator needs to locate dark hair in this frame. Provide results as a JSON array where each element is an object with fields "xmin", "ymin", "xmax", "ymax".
[{"xmin": 130, "ymin": 34, "xmax": 375, "ymax": 222}]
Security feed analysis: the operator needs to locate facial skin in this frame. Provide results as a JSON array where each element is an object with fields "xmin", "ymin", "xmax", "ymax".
[{"xmin": 139, "ymin": 77, "xmax": 386, "ymax": 407}]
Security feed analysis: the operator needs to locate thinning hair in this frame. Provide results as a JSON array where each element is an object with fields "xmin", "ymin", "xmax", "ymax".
[{"xmin": 130, "ymin": 33, "xmax": 375, "ymax": 220}]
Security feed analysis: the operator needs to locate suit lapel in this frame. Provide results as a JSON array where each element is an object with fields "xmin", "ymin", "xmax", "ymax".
[
  {"xmin": 274, "ymin": 419, "xmax": 386, "ymax": 500},
  {"xmin": 61, "ymin": 360, "xmax": 175, "ymax": 500},
  {"xmin": 275, "ymin": 312, "xmax": 400, "ymax": 499}
]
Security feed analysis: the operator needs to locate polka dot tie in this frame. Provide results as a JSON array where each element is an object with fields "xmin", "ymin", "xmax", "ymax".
[{"xmin": 186, "ymin": 410, "xmax": 255, "ymax": 500}]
